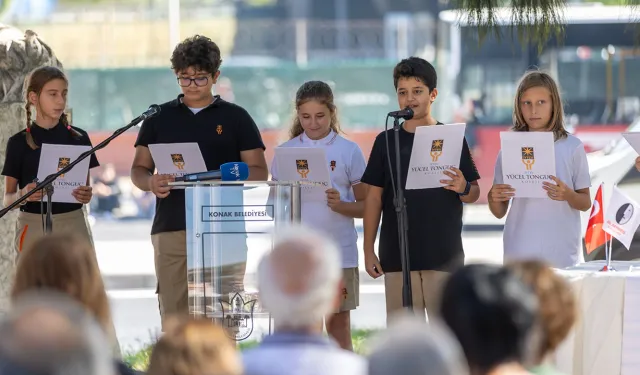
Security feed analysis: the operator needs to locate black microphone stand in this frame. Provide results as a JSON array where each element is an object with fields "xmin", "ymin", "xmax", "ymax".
[
  {"xmin": 0, "ymin": 106, "xmax": 160, "ymax": 233},
  {"xmin": 392, "ymin": 116, "xmax": 412, "ymax": 310}
]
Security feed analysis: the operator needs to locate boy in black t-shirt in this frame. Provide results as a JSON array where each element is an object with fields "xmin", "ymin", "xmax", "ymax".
[
  {"xmin": 361, "ymin": 57, "xmax": 480, "ymax": 325},
  {"xmin": 130, "ymin": 35, "xmax": 268, "ymax": 328}
]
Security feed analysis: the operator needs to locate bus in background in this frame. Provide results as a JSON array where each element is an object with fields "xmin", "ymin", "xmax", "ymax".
[{"xmin": 435, "ymin": 4, "xmax": 640, "ymax": 203}]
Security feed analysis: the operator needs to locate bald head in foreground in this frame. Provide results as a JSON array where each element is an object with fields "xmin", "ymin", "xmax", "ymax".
[{"xmin": 242, "ymin": 225, "xmax": 366, "ymax": 375}]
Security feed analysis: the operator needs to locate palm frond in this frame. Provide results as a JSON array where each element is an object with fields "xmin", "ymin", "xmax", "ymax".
[
  {"xmin": 452, "ymin": 0, "xmax": 567, "ymax": 51},
  {"xmin": 623, "ymin": 0, "xmax": 640, "ymax": 43}
]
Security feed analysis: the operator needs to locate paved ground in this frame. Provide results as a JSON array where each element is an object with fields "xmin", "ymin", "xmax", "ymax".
[{"xmin": 98, "ymin": 204, "xmax": 505, "ymax": 352}]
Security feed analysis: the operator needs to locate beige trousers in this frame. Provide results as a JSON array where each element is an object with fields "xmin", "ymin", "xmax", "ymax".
[
  {"xmin": 151, "ymin": 230, "xmax": 246, "ymax": 339},
  {"xmin": 151, "ymin": 230, "xmax": 189, "ymax": 324},
  {"xmin": 15, "ymin": 210, "xmax": 94, "ymax": 254},
  {"xmin": 384, "ymin": 270, "xmax": 450, "ymax": 326}
]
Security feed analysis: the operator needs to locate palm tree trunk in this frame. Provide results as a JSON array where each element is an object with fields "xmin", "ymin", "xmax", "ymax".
[{"xmin": 0, "ymin": 24, "xmax": 62, "ymax": 314}]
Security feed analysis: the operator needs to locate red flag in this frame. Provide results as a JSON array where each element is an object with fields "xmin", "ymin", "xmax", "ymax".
[{"xmin": 585, "ymin": 184, "xmax": 606, "ymax": 254}]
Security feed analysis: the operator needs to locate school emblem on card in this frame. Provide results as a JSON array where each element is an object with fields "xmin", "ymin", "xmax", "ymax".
[
  {"xmin": 430, "ymin": 139, "xmax": 444, "ymax": 162},
  {"xmin": 57, "ymin": 157, "xmax": 71, "ymax": 178},
  {"xmin": 296, "ymin": 159, "xmax": 310, "ymax": 179},
  {"xmin": 219, "ymin": 292, "xmax": 257, "ymax": 341},
  {"xmin": 216, "ymin": 125, "xmax": 223, "ymax": 135},
  {"xmin": 171, "ymin": 154, "xmax": 185, "ymax": 170},
  {"xmin": 330, "ymin": 160, "xmax": 336, "ymax": 171},
  {"xmin": 521, "ymin": 147, "xmax": 535, "ymax": 171}
]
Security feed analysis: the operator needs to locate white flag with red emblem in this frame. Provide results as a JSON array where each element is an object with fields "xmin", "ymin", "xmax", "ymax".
[{"xmin": 603, "ymin": 186, "xmax": 640, "ymax": 250}]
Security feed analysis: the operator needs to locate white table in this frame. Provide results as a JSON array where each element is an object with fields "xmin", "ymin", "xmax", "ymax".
[{"xmin": 552, "ymin": 261, "xmax": 640, "ymax": 375}]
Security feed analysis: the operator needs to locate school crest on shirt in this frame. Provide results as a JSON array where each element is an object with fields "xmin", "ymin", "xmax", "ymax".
[
  {"xmin": 216, "ymin": 125, "xmax": 223, "ymax": 135},
  {"xmin": 57, "ymin": 157, "xmax": 71, "ymax": 178},
  {"xmin": 521, "ymin": 147, "xmax": 535, "ymax": 171},
  {"xmin": 430, "ymin": 139, "xmax": 443, "ymax": 162},
  {"xmin": 171, "ymin": 153, "xmax": 185, "ymax": 170},
  {"xmin": 330, "ymin": 160, "xmax": 337, "ymax": 171},
  {"xmin": 296, "ymin": 159, "xmax": 310, "ymax": 179},
  {"xmin": 219, "ymin": 292, "xmax": 257, "ymax": 341}
]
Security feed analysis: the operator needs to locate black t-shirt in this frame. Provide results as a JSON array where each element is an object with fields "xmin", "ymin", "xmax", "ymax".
[
  {"xmin": 1, "ymin": 123, "xmax": 100, "ymax": 214},
  {"xmin": 361, "ymin": 123, "xmax": 480, "ymax": 273},
  {"xmin": 134, "ymin": 95, "xmax": 266, "ymax": 235}
]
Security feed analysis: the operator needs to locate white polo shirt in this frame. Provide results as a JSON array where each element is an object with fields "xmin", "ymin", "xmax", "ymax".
[
  {"xmin": 271, "ymin": 131, "xmax": 367, "ymax": 268},
  {"xmin": 494, "ymin": 134, "xmax": 591, "ymax": 268}
]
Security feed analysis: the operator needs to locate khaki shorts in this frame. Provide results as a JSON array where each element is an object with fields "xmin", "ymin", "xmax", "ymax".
[
  {"xmin": 384, "ymin": 270, "xmax": 449, "ymax": 326},
  {"xmin": 336, "ymin": 267, "xmax": 359, "ymax": 313},
  {"xmin": 15, "ymin": 210, "xmax": 94, "ymax": 255}
]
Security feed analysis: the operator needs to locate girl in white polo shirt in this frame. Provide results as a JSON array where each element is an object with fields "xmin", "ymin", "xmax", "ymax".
[
  {"xmin": 488, "ymin": 71, "xmax": 592, "ymax": 268},
  {"xmin": 270, "ymin": 81, "xmax": 368, "ymax": 351}
]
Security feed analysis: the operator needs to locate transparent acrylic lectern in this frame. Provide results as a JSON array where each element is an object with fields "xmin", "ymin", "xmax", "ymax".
[{"xmin": 175, "ymin": 180, "xmax": 301, "ymax": 342}]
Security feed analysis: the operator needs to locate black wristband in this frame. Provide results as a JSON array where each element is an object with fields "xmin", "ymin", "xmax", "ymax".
[{"xmin": 458, "ymin": 181, "xmax": 471, "ymax": 196}]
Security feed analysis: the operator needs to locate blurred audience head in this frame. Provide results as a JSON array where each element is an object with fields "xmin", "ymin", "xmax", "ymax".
[
  {"xmin": 257, "ymin": 224, "xmax": 342, "ymax": 330},
  {"xmin": 11, "ymin": 233, "xmax": 112, "ymax": 333},
  {"xmin": 440, "ymin": 264, "xmax": 540, "ymax": 375},
  {"xmin": 368, "ymin": 313, "xmax": 469, "ymax": 375},
  {"xmin": 146, "ymin": 316, "xmax": 241, "ymax": 375},
  {"xmin": 507, "ymin": 260, "xmax": 576, "ymax": 362},
  {"xmin": 0, "ymin": 290, "xmax": 113, "ymax": 375}
]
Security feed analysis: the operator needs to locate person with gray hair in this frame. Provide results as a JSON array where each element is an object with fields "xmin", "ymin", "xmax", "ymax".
[
  {"xmin": 242, "ymin": 225, "xmax": 366, "ymax": 375},
  {"xmin": 0, "ymin": 290, "xmax": 115, "ymax": 375},
  {"xmin": 368, "ymin": 313, "xmax": 470, "ymax": 375}
]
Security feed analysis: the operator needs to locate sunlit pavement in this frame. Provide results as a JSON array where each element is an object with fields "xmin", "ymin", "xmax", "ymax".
[{"xmin": 96, "ymin": 204, "xmax": 505, "ymax": 352}]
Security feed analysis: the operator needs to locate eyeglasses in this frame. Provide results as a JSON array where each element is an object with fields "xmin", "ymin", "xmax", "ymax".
[{"xmin": 177, "ymin": 76, "xmax": 210, "ymax": 87}]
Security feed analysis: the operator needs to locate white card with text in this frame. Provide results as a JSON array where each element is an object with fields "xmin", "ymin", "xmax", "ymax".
[
  {"xmin": 37, "ymin": 143, "xmax": 91, "ymax": 203},
  {"xmin": 500, "ymin": 132, "xmax": 556, "ymax": 198},
  {"xmin": 405, "ymin": 123, "xmax": 466, "ymax": 190}
]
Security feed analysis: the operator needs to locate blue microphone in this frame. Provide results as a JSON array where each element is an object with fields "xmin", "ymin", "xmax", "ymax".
[{"xmin": 175, "ymin": 162, "xmax": 249, "ymax": 182}]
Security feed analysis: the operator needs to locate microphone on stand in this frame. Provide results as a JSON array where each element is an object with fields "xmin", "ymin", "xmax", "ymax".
[
  {"xmin": 132, "ymin": 104, "xmax": 162, "ymax": 126},
  {"xmin": 383, "ymin": 105, "xmax": 415, "ymax": 310},
  {"xmin": 175, "ymin": 162, "xmax": 249, "ymax": 182},
  {"xmin": 388, "ymin": 107, "xmax": 414, "ymax": 120}
]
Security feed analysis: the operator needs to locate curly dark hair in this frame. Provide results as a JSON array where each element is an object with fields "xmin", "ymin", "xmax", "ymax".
[{"xmin": 170, "ymin": 35, "xmax": 222, "ymax": 74}]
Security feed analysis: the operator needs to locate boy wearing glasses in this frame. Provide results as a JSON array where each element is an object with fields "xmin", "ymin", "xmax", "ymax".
[{"xmin": 131, "ymin": 35, "xmax": 268, "ymax": 328}]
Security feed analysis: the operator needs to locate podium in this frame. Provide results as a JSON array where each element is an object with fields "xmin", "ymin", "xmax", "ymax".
[{"xmin": 174, "ymin": 180, "xmax": 301, "ymax": 342}]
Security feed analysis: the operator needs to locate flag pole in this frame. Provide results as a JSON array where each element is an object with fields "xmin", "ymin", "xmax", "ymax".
[
  {"xmin": 601, "ymin": 233, "xmax": 611, "ymax": 272},
  {"xmin": 607, "ymin": 183, "xmax": 618, "ymax": 271},
  {"xmin": 608, "ymin": 235, "xmax": 615, "ymax": 271},
  {"xmin": 600, "ymin": 183, "xmax": 615, "ymax": 272}
]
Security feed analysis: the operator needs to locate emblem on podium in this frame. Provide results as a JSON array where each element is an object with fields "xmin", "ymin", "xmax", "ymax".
[{"xmin": 219, "ymin": 292, "xmax": 257, "ymax": 341}]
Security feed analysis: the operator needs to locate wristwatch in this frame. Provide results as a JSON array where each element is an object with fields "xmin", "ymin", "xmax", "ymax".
[{"xmin": 458, "ymin": 181, "xmax": 471, "ymax": 196}]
